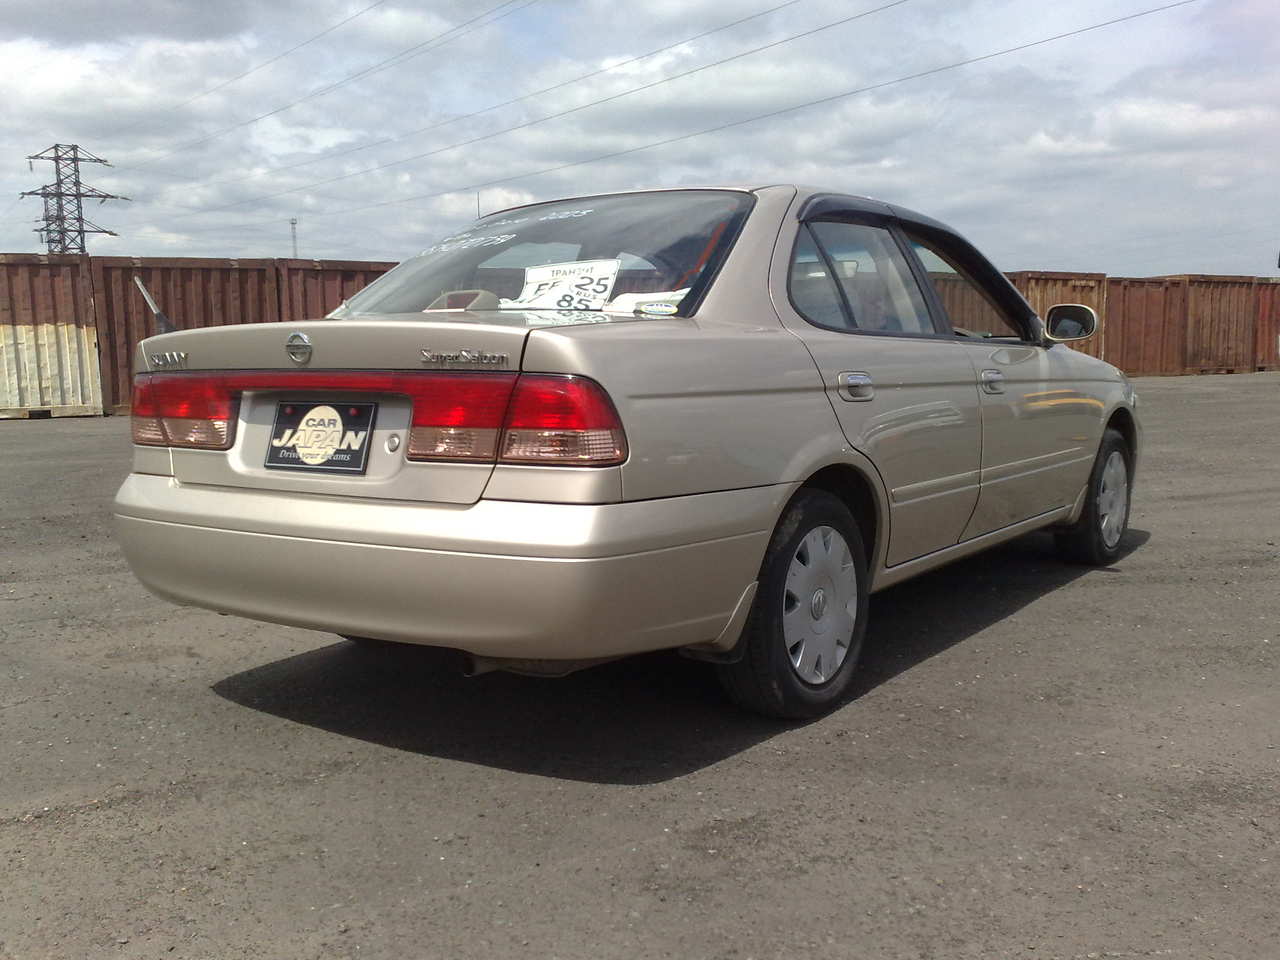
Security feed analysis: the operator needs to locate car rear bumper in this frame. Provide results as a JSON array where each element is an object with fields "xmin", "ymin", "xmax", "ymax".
[{"xmin": 114, "ymin": 473, "xmax": 790, "ymax": 659}]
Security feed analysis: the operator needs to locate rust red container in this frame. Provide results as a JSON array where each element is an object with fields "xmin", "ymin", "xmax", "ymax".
[
  {"xmin": 1006, "ymin": 271, "xmax": 1108, "ymax": 361},
  {"xmin": 89, "ymin": 258, "xmax": 280, "ymax": 412},
  {"xmin": 0, "ymin": 254, "xmax": 103, "ymax": 417},
  {"xmin": 3, "ymin": 249, "xmax": 1278, "ymax": 416},
  {"xmin": 276, "ymin": 259, "xmax": 395, "ymax": 322},
  {"xmin": 1103, "ymin": 277, "xmax": 1187, "ymax": 376},
  {"xmin": 1172, "ymin": 274, "xmax": 1260, "ymax": 374},
  {"xmin": 1253, "ymin": 278, "xmax": 1279, "ymax": 371}
]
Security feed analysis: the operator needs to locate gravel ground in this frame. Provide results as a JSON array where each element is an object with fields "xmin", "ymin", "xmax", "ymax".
[{"xmin": 1, "ymin": 373, "xmax": 1277, "ymax": 960}]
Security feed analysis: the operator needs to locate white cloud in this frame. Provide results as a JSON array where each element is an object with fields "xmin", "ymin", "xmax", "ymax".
[{"xmin": 1, "ymin": 0, "xmax": 1276, "ymax": 277}]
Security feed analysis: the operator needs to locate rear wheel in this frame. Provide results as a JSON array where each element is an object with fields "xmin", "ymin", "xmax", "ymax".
[
  {"xmin": 717, "ymin": 489, "xmax": 869, "ymax": 719},
  {"xmin": 1055, "ymin": 427, "xmax": 1132, "ymax": 565}
]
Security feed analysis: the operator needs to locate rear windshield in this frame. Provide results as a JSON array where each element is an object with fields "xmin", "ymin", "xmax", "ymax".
[{"xmin": 331, "ymin": 190, "xmax": 753, "ymax": 321}]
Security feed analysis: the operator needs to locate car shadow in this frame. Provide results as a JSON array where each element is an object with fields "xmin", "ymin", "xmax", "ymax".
[
  {"xmin": 851, "ymin": 527, "xmax": 1149, "ymax": 697},
  {"xmin": 212, "ymin": 528, "xmax": 1149, "ymax": 785}
]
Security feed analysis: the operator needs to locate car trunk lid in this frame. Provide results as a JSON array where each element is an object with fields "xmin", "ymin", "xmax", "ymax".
[{"xmin": 139, "ymin": 316, "xmax": 531, "ymax": 505}]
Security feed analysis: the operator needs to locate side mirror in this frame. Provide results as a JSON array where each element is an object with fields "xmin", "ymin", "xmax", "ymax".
[{"xmin": 1044, "ymin": 303, "xmax": 1097, "ymax": 343}]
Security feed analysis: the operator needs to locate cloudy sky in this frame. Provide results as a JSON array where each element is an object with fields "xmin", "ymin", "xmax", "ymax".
[{"xmin": 1, "ymin": 0, "xmax": 1275, "ymax": 276}]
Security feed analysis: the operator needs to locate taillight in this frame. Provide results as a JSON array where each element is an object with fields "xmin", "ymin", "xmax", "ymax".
[
  {"xmin": 499, "ymin": 375, "xmax": 627, "ymax": 465},
  {"xmin": 405, "ymin": 374, "xmax": 517, "ymax": 461},
  {"xmin": 131, "ymin": 374, "xmax": 237, "ymax": 449},
  {"xmin": 130, "ymin": 371, "xmax": 626, "ymax": 466}
]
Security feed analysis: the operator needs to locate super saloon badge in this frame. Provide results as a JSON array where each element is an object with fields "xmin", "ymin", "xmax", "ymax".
[{"xmin": 265, "ymin": 402, "xmax": 377, "ymax": 474}]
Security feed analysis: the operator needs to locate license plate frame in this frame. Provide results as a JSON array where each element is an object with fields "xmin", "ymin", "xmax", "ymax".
[{"xmin": 264, "ymin": 400, "xmax": 378, "ymax": 475}]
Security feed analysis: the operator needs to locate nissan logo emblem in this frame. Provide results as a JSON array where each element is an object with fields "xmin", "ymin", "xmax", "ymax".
[{"xmin": 285, "ymin": 332, "xmax": 313, "ymax": 365}]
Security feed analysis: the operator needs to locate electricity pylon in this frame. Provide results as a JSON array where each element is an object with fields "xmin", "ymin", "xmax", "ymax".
[{"xmin": 20, "ymin": 144, "xmax": 130, "ymax": 254}]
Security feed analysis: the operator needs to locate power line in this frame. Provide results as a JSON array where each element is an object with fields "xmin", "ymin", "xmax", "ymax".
[
  {"xmin": 137, "ymin": 209, "xmax": 1271, "ymax": 254},
  {"xmin": 128, "ymin": 0, "xmax": 1204, "ymax": 242},
  {"xmin": 160, "ymin": 0, "xmax": 915, "ymax": 219},
  {"xmin": 112, "ymin": 0, "xmax": 394, "ymax": 139},
  {"xmin": 141, "ymin": 0, "xmax": 809, "ymax": 200},
  {"xmin": 123, "ymin": 0, "xmax": 540, "ymax": 171}
]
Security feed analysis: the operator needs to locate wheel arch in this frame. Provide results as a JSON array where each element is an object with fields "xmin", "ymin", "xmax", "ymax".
[
  {"xmin": 796, "ymin": 461, "xmax": 887, "ymax": 575},
  {"xmin": 1106, "ymin": 405, "xmax": 1138, "ymax": 464}
]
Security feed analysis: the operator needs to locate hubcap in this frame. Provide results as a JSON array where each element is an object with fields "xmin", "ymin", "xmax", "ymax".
[
  {"xmin": 782, "ymin": 525, "xmax": 858, "ymax": 685},
  {"xmin": 1097, "ymin": 450, "xmax": 1129, "ymax": 549},
  {"xmin": 810, "ymin": 588, "xmax": 828, "ymax": 619}
]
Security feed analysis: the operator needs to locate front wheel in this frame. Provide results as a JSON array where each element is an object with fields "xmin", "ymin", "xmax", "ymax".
[
  {"xmin": 717, "ymin": 489, "xmax": 869, "ymax": 720},
  {"xmin": 1055, "ymin": 427, "xmax": 1132, "ymax": 565}
]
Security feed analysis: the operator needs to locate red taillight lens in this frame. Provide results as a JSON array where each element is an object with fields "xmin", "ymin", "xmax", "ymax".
[
  {"xmin": 500, "ymin": 375, "xmax": 627, "ymax": 465},
  {"xmin": 129, "ymin": 371, "xmax": 626, "ymax": 466},
  {"xmin": 405, "ymin": 374, "xmax": 517, "ymax": 462},
  {"xmin": 131, "ymin": 374, "xmax": 237, "ymax": 449},
  {"xmin": 130, "ymin": 375, "xmax": 165, "ymax": 446}
]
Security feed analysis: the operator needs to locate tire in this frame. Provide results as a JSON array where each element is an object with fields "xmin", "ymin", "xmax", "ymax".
[
  {"xmin": 717, "ymin": 489, "xmax": 870, "ymax": 720},
  {"xmin": 1055, "ymin": 427, "xmax": 1132, "ymax": 566}
]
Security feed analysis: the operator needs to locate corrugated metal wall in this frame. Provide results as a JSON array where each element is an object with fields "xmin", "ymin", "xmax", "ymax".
[
  {"xmin": 1007, "ymin": 271, "xmax": 1108, "ymax": 360},
  {"xmin": 0, "ymin": 254, "xmax": 103, "ymax": 418},
  {"xmin": 277, "ymin": 259, "xmax": 395, "ymax": 322},
  {"xmin": 929, "ymin": 273, "xmax": 1009, "ymax": 336},
  {"xmin": 2, "ymin": 253, "xmax": 1277, "ymax": 418},
  {"xmin": 1104, "ymin": 277, "xmax": 1187, "ymax": 376},
  {"xmin": 90, "ymin": 258, "xmax": 280, "ymax": 411},
  {"xmin": 1256, "ymin": 279, "xmax": 1280, "ymax": 371},
  {"xmin": 1176, "ymin": 275, "xmax": 1259, "ymax": 373}
]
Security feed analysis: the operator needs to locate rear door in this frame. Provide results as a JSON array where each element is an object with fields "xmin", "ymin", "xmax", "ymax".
[
  {"xmin": 775, "ymin": 208, "xmax": 982, "ymax": 566},
  {"xmin": 901, "ymin": 230, "xmax": 1101, "ymax": 537}
]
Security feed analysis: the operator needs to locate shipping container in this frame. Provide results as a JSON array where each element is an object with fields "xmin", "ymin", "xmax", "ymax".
[
  {"xmin": 276, "ymin": 258, "xmax": 396, "ymax": 322},
  {"xmin": 1170, "ymin": 275, "xmax": 1259, "ymax": 374},
  {"xmin": 1104, "ymin": 277, "xmax": 1187, "ymax": 377},
  {"xmin": 90, "ymin": 257, "xmax": 279, "ymax": 412},
  {"xmin": 3, "ymin": 253, "xmax": 1278, "ymax": 416},
  {"xmin": 0, "ymin": 254, "xmax": 103, "ymax": 418},
  {"xmin": 1253, "ymin": 278, "xmax": 1280, "ymax": 371},
  {"xmin": 1006, "ymin": 271, "xmax": 1108, "ymax": 360}
]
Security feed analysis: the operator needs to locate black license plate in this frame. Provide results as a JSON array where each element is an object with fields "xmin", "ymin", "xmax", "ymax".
[{"xmin": 265, "ymin": 401, "xmax": 378, "ymax": 474}]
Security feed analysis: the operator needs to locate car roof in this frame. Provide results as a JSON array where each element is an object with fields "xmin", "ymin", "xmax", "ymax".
[
  {"xmin": 482, "ymin": 184, "xmax": 955, "ymax": 236},
  {"xmin": 481, "ymin": 183, "xmax": 850, "ymax": 212},
  {"xmin": 482, "ymin": 185, "xmax": 761, "ymax": 219}
]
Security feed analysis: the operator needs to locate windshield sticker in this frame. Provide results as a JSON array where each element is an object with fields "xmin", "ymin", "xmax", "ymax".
[
  {"xmin": 604, "ymin": 288, "xmax": 691, "ymax": 315},
  {"xmin": 420, "ymin": 233, "xmax": 518, "ymax": 256},
  {"xmin": 478, "ymin": 216, "xmax": 529, "ymax": 230},
  {"xmin": 537, "ymin": 208, "xmax": 594, "ymax": 222},
  {"xmin": 499, "ymin": 259, "xmax": 621, "ymax": 311},
  {"xmin": 637, "ymin": 301, "xmax": 680, "ymax": 316}
]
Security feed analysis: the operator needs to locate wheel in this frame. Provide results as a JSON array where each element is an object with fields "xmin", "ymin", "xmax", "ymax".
[
  {"xmin": 1055, "ymin": 428, "xmax": 1132, "ymax": 565},
  {"xmin": 716, "ymin": 489, "xmax": 869, "ymax": 720}
]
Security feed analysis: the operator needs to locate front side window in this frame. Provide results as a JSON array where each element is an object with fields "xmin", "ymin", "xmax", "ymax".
[
  {"xmin": 907, "ymin": 237, "xmax": 1024, "ymax": 340},
  {"xmin": 331, "ymin": 190, "xmax": 753, "ymax": 321},
  {"xmin": 789, "ymin": 221, "xmax": 936, "ymax": 335}
]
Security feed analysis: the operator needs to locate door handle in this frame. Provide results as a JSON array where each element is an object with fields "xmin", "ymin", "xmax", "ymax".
[
  {"xmin": 979, "ymin": 369, "xmax": 1005, "ymax": 394},
  {"xmin": 837, "ymin": 371, "xmax": 874, "ymax": 402}
]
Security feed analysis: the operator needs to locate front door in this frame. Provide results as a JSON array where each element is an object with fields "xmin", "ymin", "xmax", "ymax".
[
  {"xmin": 779, "ymin": 216, "xmax": 982, "ymax": 567},
  {"xmin": 903, "ymin": 234, "xmax": 1101, "ymax": 537}
]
